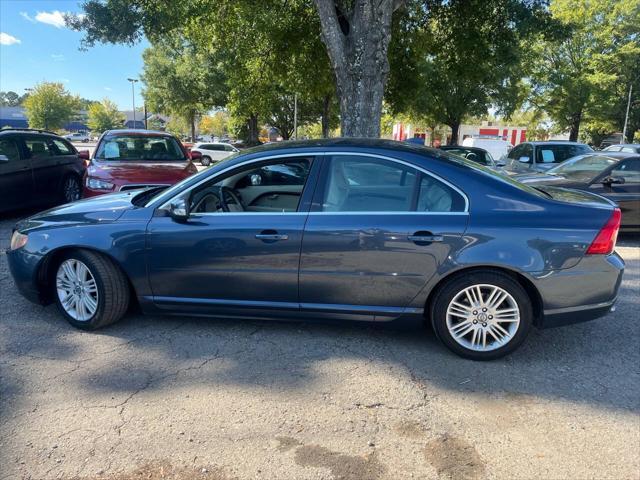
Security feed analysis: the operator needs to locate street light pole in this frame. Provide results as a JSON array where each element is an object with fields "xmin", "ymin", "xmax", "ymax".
[
  {"xmin": 622, "ymin": 84, "xmax": 632, "ymax": 143},
  {"xmin": 127, "ymin": 78, "xmax": 139, "ymax": 129}
]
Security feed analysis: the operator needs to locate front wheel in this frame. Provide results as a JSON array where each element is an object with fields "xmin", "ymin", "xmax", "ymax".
[
  {"xmin": 201, "ymin": 155, "xmax": 212, "ymax": 166},
  {"xmin": 54, "ymin": 250, "xmax": 130, "ymax": 330},
  {"xmin": 430, "ymin": 271, "xmax": 532, "ymax": 360}
]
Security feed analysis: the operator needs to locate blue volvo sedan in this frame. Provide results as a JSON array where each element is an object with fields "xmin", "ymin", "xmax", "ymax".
[{"xmin": 7, "ymin": 139, "xmax": 624, "ymax": 360}]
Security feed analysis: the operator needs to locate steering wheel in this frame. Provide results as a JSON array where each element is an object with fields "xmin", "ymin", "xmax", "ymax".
[{"xmin": 217, "ymin": 186, "xmax": 244, "ymax": 212}]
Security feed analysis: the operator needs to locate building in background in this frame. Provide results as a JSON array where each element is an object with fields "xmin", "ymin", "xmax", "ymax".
[
  {"xmin": 0, "ymin": 106, "xmax": 90, "ymax": 132},
  {"xmin": 392, "ymin": 120, "xmax": 528, "ymax": 146}
]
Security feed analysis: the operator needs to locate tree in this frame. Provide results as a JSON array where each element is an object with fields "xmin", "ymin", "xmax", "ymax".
[
  {"xmin": 141, "ymin": 40, "xmax": 227, "ymax": 141},
  {"xmin": 387, "ymin": 0, "xmax": 552, "ymax": 145},
  {"xmin": 22, "ymin": 82, "xmax": 80, "ymax": 131},
  {"xmin": 528, "ymin": 0, "xmax": 640, "ymax": 142},
  {"xmin": 68, "ymin": 0, "xmax": 384, "ymax": 137},
  {"xmin": 0, "ymin": 91, "xmax": 26, "ymax": 107},
  {"xmin": 200, "ymin": 111, "xmax": 230, "ymax": 138},
  {"xmin": 87, "ymin": 98, "xmax": 125, "ymax": 133}
]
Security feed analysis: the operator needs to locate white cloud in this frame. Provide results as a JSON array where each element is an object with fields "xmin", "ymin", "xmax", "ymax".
[
  {"xmin": 20, "ymin": 12, "xmax": 36, "ymax": 23},
  {"xmin": 35, "ymin": 10, "xmax": 67, "ymax": 28},
  {"xmin": 0, "ymin": 32, "xmax": 21, "ymax": 45},
  {"xmin": 51, "ymin": 54, "xmax": 65, "ymax": 61},
  {"xmin": 104, "ymin": 87, "xmax": 113, "ymax": 91}
]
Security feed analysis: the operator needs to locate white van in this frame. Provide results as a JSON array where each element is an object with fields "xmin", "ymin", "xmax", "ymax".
[{"xmin": 462, "ymin": 137, "xmax": 512, "ymax": 162}]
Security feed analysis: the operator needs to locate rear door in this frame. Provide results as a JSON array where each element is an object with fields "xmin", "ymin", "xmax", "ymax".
[
  {"xmin": 23, "ymin": 134, "xmax": 62, "ymax": 201},
  {"xmin": 591, "ymin": 158, "xmax": 640, "ymax": 229},
  {"xmin": 0, "ymin": 135, "xmax": 34, "ymax": 212},
  {"xmin": 299, "ymin": 153, "xmax": 468, "ymax": 320}
]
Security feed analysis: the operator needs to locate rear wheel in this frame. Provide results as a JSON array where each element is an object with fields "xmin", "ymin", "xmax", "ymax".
[
  {"xmin": 201, "ymin": 155, "xmax": 212, "ymax": 166},
  {"xmin": 54, "ymin": 250, "xmax": 130, "ymax": 330},
  {"xmin": 430, "ymin": 271, "xmax": 532, "ymax": 360},
  {"xmin": 61, "ymin": 175, "xmax": 81, "ymax": 203}
]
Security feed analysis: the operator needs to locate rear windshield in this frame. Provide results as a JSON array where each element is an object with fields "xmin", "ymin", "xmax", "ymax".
[
  {"xmin": 95, "ymin": 135, "xmax": 187, "ymax": 161},
  {"xmin": 438, "ymin": 151, "xmax": 548, "ymax": 198}
]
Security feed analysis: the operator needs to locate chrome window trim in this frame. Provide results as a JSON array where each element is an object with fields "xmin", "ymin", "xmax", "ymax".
[{"xmin": 154, "ymin": 150, "xmax": 470, "ymax": 213}]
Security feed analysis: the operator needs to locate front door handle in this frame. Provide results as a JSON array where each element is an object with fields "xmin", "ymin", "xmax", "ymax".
[
  {"xmin": 255, "ymin": 230, "xmax": 289, "ymax": 242},
  {"xmin": 408, "ymin": 233, "xmax": 444, "ymax": 243}
]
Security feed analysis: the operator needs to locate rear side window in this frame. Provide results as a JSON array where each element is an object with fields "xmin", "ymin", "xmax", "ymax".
[
  {"xmin": 611, "ymin": 159, "xmax": 640, "ymax": 182},
  {"xmin": 319, "ymin": 155, "xmax": 464, "ymax": 213},
  {"xmin": 205, "ymin": 144, "xmax": 225, "ymax": 151},
  {"xmin": 24, "ymin": 136, "xmax": 53, "ymax": 158},
  {"xmin": 0, "ymin": 138, "xmax": 21, "ymax": 162}
]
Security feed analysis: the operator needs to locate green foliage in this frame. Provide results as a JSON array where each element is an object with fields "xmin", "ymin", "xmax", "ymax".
[
  {"xmin": 86, "ymin": 98, "xmax": 125, "ymax": 133},
  {"xmin": 22, "ymin": 82, "xmax": 80, "ymax": 131},
  {"xmin": 200, "ymin": 111, "xmax": 230, "ymax": 138},
  {"xmin": 528, "ymin": 0, "xmax": 640, "ymax": 141},
  {"xmin": 0, "ymin": 91, "xmax": 28, "ymax": 107}
]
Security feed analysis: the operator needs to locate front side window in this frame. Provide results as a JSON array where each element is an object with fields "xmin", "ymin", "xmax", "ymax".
[
  {"xmin": 0, "ymin": 138, "xmax": 21, "ymax": 162},
  {"xmin": 319, "ymin": 155, "xmax": 464, "ymax": 213},
  {"xmin": 537, "ymin": 144, "xmax": 591, "ymax": 164},
  {"xmin": 189, "ymin": 157, "xmax": 312, "ymax": 214},
  {"xmin": 95, "ymin": 135, "xmax": 186, "ymax": 161},
  {"xmin": 24, "ymin": 136, "xmax": 53, "ymax": 159}
]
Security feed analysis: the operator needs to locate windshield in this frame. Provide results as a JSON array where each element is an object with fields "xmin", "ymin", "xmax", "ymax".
[
  {"xmin": 547, "ymin": 154, "xmax": 617, "ymax": 181},
  {"xmin": 95, "ymin": 134, "xmax": 187, "ymax": 162}
]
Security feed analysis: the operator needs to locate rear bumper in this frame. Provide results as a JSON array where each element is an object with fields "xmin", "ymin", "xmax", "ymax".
[{"xmin": 536, "ymin": 252, "xmax": 624, "ymax": 329}]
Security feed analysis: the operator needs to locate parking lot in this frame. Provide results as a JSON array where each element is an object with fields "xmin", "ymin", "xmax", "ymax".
[{"xmin": 0, "ymin": 211, "xmax": 638, "ymax": 480}]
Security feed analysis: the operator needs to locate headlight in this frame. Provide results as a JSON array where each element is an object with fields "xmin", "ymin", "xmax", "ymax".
[
  {"xmin": 10, "ymin": 231, "xmax": 28, "ymax": 250},
  {"xmin": 87, "ymin": 177, "xmax": 114, "ymax": 190}
]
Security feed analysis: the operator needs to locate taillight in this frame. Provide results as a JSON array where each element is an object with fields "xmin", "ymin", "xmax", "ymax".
[{"xmin": 586, "ymin": 208, "xmax": 621, "ymax": 255}]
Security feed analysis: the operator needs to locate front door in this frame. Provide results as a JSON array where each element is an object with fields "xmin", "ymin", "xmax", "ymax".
[
  {"xmin": 299, "ymin": 154, "xmax": 468, "ymax": 320},
  {"xmin": 0, "ymin": 136, "xmax": 33, "ymax": 213},
  {"xmin": 23, "ymin": 134, "xmax": 61, "ymax": 202},
  {"xmin": 147, "ymin": 155, "xmax": 319, "ymax": 314},
  {"xmin": 591, "ymin": 158, "xmax": 640, "ymax": 229}
]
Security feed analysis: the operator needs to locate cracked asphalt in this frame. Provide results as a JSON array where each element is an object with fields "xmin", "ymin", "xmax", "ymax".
[{"xmin": 1, "ymin": 211, "xmax": 639, "ymax": 480}]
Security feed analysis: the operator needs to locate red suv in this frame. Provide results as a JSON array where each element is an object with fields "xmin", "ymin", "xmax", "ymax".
[{"xmin": 83, "ymin": 130, "xmax": 200, "ymax": 197}]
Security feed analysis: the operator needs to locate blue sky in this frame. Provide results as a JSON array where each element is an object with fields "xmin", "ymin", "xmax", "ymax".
[{"xmin": 0, "ymin": 0, "xmax": 148, "ymax": 109}]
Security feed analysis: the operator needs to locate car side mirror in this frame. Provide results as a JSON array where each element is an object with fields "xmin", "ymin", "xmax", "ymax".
[
  {"xmin": 168, "ymin": 197, "xmax": 190, "ymax": 222},
  {"xmin": 190, "ymin": 150, "xmax": 202, "ymax": 161},
  {"xmin": 496, "ymin": 159, "xmax": 506, "ymax": 167},
  {"xmin": 518, "ymin": 156, "xmax": 530, "ymax": 163},
  {"xmin": 602, "ymin": 176, "xmax": 625, "ymax": 185},
  {"xmin": 0, "ymin": 154, "xmax": 9, "ymax": 163},
  {"xmin": 78, "ymin": 150, "xmax": 90, "ymax": 160}
]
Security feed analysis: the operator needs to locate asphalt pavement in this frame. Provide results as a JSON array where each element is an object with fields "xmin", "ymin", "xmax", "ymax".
[{"xmin": 0, "ymin": 211, "xmax": 638, "ymax": 480}]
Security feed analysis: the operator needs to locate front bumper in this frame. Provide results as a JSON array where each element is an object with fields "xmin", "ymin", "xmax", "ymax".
[
  {"xmin": 536, "ymin": 252, "xmax": 624, "ymax": 328},
  {"xmin": 6, "ymin": 247, "xmax": 47, "ymax": 305}
]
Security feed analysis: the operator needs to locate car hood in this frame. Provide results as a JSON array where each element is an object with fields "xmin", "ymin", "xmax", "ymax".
[
  {"xmin": 16, "ymin": 191, "xmax": 138, "ymax": 232},
  {"xmin": 88, "ymin": 160, "xmax": 194, "ymax": 184}
]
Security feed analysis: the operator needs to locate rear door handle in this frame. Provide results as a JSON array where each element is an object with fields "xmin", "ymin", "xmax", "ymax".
[
  {"xmin": 408, "ymin": 234, "xmax": 444, "ymax": 243},
  {"xmin": 255, "ymin": 231, "xmax": 289, "ymax": 241}
]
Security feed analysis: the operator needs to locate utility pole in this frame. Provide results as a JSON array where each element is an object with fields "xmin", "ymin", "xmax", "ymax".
[
  {"xmin": 622, "ymin": 84, "xmax": 632, "ymax": 143},
  {"xmin": 293, "ymin": 94, "xmax": 298, "ymax": 140},
  {"xmin": 127, "ymin": 78, "xmax": 139, "ymax": 129}
]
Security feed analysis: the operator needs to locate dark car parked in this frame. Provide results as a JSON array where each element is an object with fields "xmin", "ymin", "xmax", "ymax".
[
  {"xmin": 438, "ymin": 146, "xmax": 496, "ymax": 167},
  {"xmin": 516, "ymin": 152, "xmax": 640, "ymax": 232},
  {"xmin": 0, "ymin": 128, "xmax": 87, "ymax": 215},
  {"xmin": 502, "ymin": 141, "xmax": 593, "ymax": 173},
  {"xmin": 7, "ymin": 140, "xmax": 624, "ymax": 360},
  {"xmin": 83, "ymin": 130, "xmax": 199, "ymax": 197}
]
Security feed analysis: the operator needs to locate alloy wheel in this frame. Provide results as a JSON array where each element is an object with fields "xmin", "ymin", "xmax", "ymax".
[
  {"xmin": 445, "ymin": 283, "xmax": 520, "ymax": 352},
  {"xmin": 56, "ymin": 259, "xmax": 99, "ymax": 322},
  {"xmin": 63, "ymin": 177, "xmax": 81, "ymax": 202}
]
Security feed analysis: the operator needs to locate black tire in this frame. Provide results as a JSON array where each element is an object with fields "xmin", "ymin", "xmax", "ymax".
[
  {"xmin": 61, "ymin": 175, "xmax": 81, "ymax": 203},
  {"xmin": 53, "ymin": 249, "xmax": 130, "ymax": 330},
  {"xmin": 429, "ymin": 271, "xmax": 532, "ymax": 360},
  {"xmin": 201, "ymin": 155, "xmax": 212, "ymax": 166}
]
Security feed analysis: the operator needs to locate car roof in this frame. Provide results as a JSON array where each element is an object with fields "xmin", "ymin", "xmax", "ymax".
[
  {"xmin": 606, "ymin": 144, "xmax": 640, "ymax": 148},
  {"xmin": 103, "ymin": 129, "xmax": 175, "ymax": 137},
  {"xmin": 526, "ymin": 141, "xmax": 589, "ymax": 146},
  {"xmin": 0, "ymin": 127, "xmax": 60, "ymax": 137},
  {"xmin": 439, "ymin": 145, "xmax": 488, "ymax": 153},
  {"xmin": 581, "ymin": 151, "xmax": 637, "ymax": 159}
]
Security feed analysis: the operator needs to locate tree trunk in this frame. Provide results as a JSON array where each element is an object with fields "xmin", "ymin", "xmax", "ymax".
[
  {"xmin": 247, "ymin": 114, "xmax": 259, "ymax": 145},
  {"xmin": 448, "ymin": 121, "xmax": 461, "ymax": 145},
  {"xmin": 569, "ymin": 111, "xmax": 582, "ymax": 142},
  {"xmin": 321, "ymin": 94, "xmax": 331, "ymax": 138},
  {"xmin": 190, "ymin": 112, "xmax": 196, "ymax": 142},
  {"xmin": 314, "ymin": 0, "xmax": 404, "ymax": 138}
]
